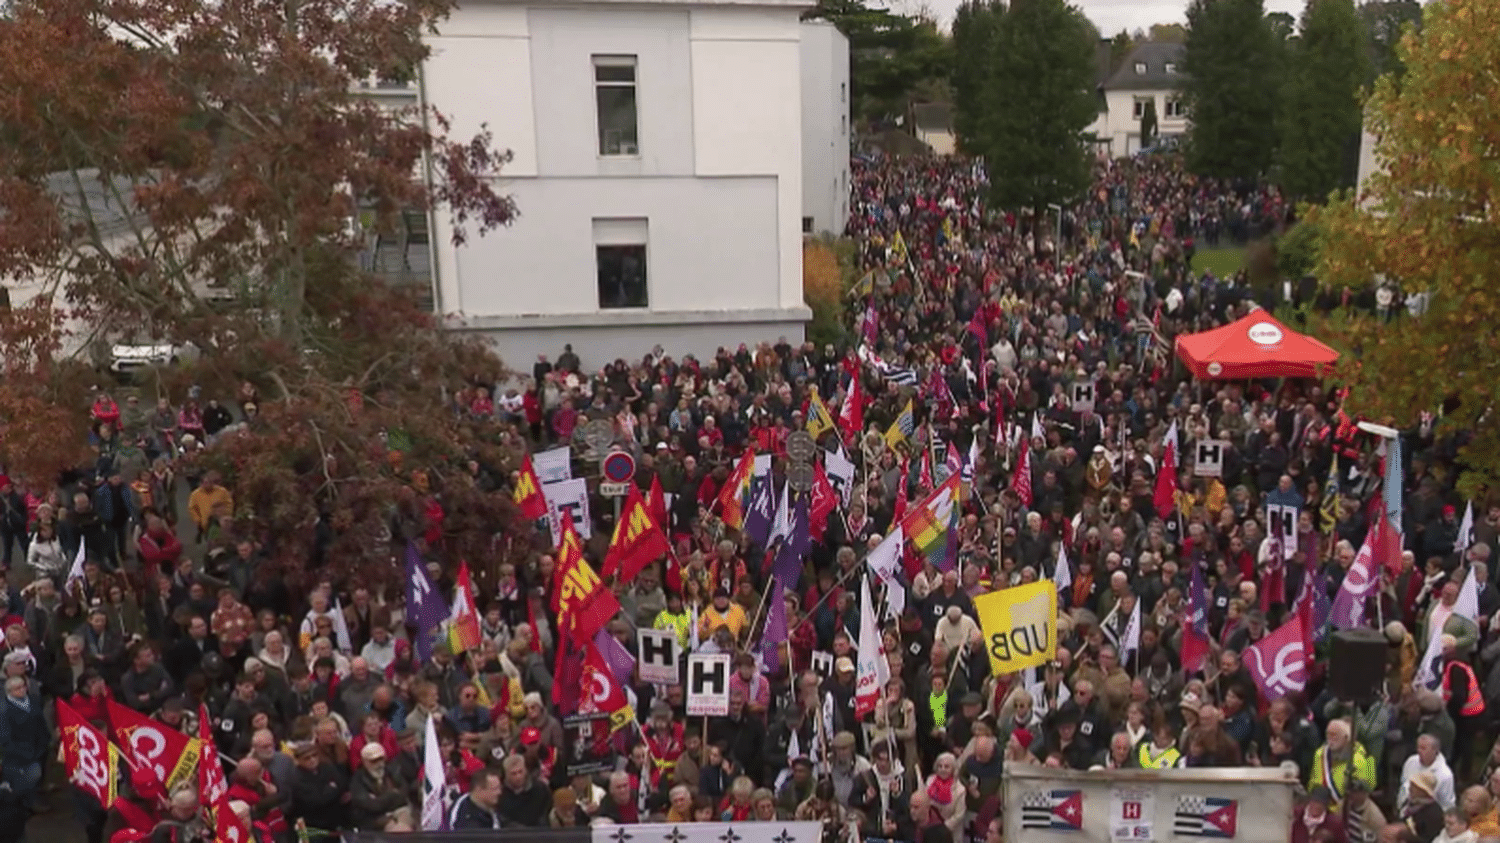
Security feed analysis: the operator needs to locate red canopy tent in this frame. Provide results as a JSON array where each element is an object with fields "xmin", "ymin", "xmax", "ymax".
[{"xmin": 1174, "ymin": 309, "xmax": 1339, "ymax": 380}]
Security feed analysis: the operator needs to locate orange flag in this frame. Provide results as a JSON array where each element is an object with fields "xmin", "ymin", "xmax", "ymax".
[
  {"xmin": 512, "ymin": 454, "xmax": 548, "ymax": 520},
  {"xmin": 602, "ymin": 484, "xmax": 670, "ymax": 584}
]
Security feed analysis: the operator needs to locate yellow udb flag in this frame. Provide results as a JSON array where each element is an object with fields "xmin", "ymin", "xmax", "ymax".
[{"xmin": 973, "ymin": 580, "xmax": 1057, "ymax": 674}]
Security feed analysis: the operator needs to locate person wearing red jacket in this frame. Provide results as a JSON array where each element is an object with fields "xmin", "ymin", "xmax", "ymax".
[
  {"xmin": 69, "ymin": 669, "xmax": 114, "ymax": 727},
  {"xmin": 348, "ymin": 713, "xmax": 400, "ymax": 772},
  {"xmin": 225, "ymin": 758, "xmax": 288, "ymax": 840},
  {"xmin": 137, "ymin": 512, "xmax": 182, "ymax": 578}
]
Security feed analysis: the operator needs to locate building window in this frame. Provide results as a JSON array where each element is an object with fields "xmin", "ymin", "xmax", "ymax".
[
  {"xmin": 1133, "ymin": 96, "xmax": 1153, "ymax": 119},
  {"xmin": 1164, "ymin": 62, "xmax": 1177, "ymax": 74},
  {"xmin": 1165, "ymin": 98, "xmax": 1186, "ymax": 118},
  {"xmin": 594, "ymin": 218, "xmax": 648, "ymax": 309},
  {"xmin": 802, "ymin": 216, "xmax": 814, "ymax": 234},
  {"xmin": 840, "ymin": 114, "xmax": 847, "ymax": 135},
  {"xmin": 1133, "ymin": 62, "xmax": 1147, "ymax": 74},
  {"xmin": 593, "ymin": 55, "xmax": 639, "ymax": 157},
  {"xmin": 840, "ymin": 82, "xmax": 846, "ymax": 103}
]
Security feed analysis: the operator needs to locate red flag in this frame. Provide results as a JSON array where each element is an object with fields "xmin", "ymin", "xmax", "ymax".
[
  {"xmin": 106, "ymin": 698, "xmax": 201, "ymax": 793},
  {"xmin": 838, "ymin": 378, "xmax": 864, "ymax": 443},
  {"xmin": 512, "ymin": 455, "xmax": 549, "ymax": 521},
  {"xmin": 1154, "ymin": 439, "xmax": 1178, "ymax": 520},
  {"xmin": 554, "ymin": 519, "xmax": 623, "ymax": 646},
  {"xmin": 552, "ymin": 635, "xmax": 584, "ymax": 713},
  {"xmin": 58, "ymin": 700, "xmax": 119, "ymax": 810},
  {"xmin": 580, "ymin": 643, "xmax": 634, "ymax": 730},
  {"xmin": 809, "ymin": 463, "xmax": 839, "ymax": 539},
  {"xmin": 1374, "ymin": 511, "xmax": 1404, "ymax": 578},
  {"xmin": 1010, "ymin": 437, "xmax": 1033, "ymax": 507},
  {"xmin": 918, "ymin": 441, "xmax": 934, "ymax": 492},
  {"xmin": 601, "ymin": 484, "xmax": 670, "ymax": 584},
  {"xmin": 447, "ymin": 561, "xmax": 484, "ymax": 654},
  {"xmin": 648, "ymin": 474, "xmax": 669, "ymax": 533},
  {"xmin": 114, "ymin": 798, "xmax": 156, "ymax": 834},
  {"xmin": 214, "ymin": 797, "xmax": 251, "ymax": 843},
  {"xmin": 892, "ymin": 458, "xmax": 910, "ymax": 526},
  {"xmin": 198, "ymin": 703, "xmax": 228, "ymax": 806},
  {"xmin": 1243, "ymin": 604, "xmax": 1311, "ymax": 702}
]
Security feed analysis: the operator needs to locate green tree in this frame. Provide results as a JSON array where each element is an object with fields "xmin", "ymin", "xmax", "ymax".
[
  {"xmin": 1140, "ymin": 98, "xmax": 1159, "ymax": 148},
  {"xmin": 1359, "ymin": 0, "xmax": 1422, "ymax": 81},
  {"xmin": 1307, "ymin": 0, "xmax": 1500, "ymax": 493},
  {"xmin": 953, "ymin": 0, "xmax": 1097, "ymax": 214},
  {"xmin": 1183, "ymin": 0, "xmax": 1282, "ymax": 178},
  {"xmin": 1277, "ymin": 0, "xmax": 1369, "ymax": 200},
  {"xmin": 1266, "ymin": 10, "xmax": 1297, "ymax": 42},
  {"xmin": 951, "ymin": 0, "xmax": 1004, "ymax": 151},
  {"xmin": 805, "ymin": 0, "xmax": 952, "ymax": 120},
  {"xmin": 1108, "ymin": 29, "xmax": 1135, "ymax": 73},
  {"xmin": 1148, "ymin": 22, "xmax": 1188, "ymax": 42}
]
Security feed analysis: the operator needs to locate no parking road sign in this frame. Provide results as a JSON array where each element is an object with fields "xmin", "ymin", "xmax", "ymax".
[{"xmin": 600, "ymin": 451, "xmax": 636, "ymax": 497}]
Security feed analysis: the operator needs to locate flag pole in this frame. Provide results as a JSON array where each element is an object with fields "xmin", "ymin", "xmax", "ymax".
[{"xmin": 745, "ymin": 573, "xmax": 778, "ymax": 646}]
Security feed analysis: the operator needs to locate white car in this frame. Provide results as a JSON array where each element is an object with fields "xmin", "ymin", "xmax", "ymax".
[{"xmin": 108, "ymin": 341, "xmax": 199, "ymax": 378}]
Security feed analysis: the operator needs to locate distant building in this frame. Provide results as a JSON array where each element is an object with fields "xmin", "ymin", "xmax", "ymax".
[
  {"xmin": 800, "ymin": 20, "xmax": 850, "ymax": 237},
  {"xmin": 417, "ymin": 0, "xmax": 816, "ymax": 367},
  {"xmin": 1088, "ymin": 42, "xmax": 1188, "ymax": 158},
  {"xmin": 910, "ymin": 102, "xmax": 955, "ymax": 156}
]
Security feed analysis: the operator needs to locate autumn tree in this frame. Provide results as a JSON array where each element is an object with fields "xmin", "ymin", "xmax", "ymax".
[
  {"xmin": 1183, "ymin": 0, "xmax": 1282, "ymax": 178},
  {"xmin": 1277, "ymin": 0, "xmax": 1369, "ymax": 201},
  {"xmin": 952, "ymin": 0, "xmax": 1098, "ymax": 214},
  {"xmin": 0, "ymin": 0, "xmax": 529, "ymax": 590},
  {"xmin": 1307, "ymin": 0, "xmax": 1500, "ymax": 493},
  {"xmin": 1360, "ymin": 0, "xmax": 1422, "ymax": 81}
]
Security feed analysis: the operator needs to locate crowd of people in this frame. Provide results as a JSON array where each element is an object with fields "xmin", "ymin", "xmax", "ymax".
[{"xmin": 2, "ymin": 151, "xmax": 1489, "ymax": 843}]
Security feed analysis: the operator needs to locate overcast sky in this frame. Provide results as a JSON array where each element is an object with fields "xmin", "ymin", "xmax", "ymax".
[{"xmin": 917, "ymin": 0, "xmax": 1311, "ymax": 33}]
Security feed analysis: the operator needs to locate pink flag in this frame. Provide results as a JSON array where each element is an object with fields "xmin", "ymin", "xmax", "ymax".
[
  {"xmin": 1244, "ymin": 605, "xmax": 1311, "ymax": 702},
  {"xmin": 1329, "ymin": 528, "xmax": 1378, "ymax": 629}
]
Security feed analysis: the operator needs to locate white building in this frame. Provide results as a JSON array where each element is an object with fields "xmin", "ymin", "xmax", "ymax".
[
  {"xmin": 1089, "ymin": 42, "xmax": 1188, "ymax": 158},
  {"xmin": 799, "ymin": 20, "xmax": 850, "ymax": 237},
  {"xmin": 420, "ymin": 0, "xmax": 815, "ymax": 368}
]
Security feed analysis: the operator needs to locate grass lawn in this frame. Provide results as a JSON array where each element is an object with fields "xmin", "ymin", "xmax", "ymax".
[{"xmin": 1192, "ymin": 245, "xmax": 1248, "ymax": 278}]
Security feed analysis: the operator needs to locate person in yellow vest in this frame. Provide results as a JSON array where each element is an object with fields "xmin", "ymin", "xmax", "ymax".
[
  {"xmin": 699, "ymin": 588, "xmax": 747, "ymax": 642},
  {"xmin": 1308, "ymin": 719, "xmax": 1377, "ymax": 811},
  {"xmin": 653, "ymin": 591, "xmax": 692, "ymax": 651},
  {"xmin": 1439, "ymin": 633, "xmax": 1487, "ymax": 780},
  {"xmin": 1135, "ymin": 720, "xmax": 1183, "ymax": 769}
]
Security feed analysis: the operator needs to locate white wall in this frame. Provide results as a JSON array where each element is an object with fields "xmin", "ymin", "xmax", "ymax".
[
  {"xmin": 918, "ymin": 127, "xmax": 956, "ymax": 156},
  {"xmin": 422, "ymin": 0, "xmax": 810, "ymax": 363},
  {"xmin": 1094, "ymin": 89, "xmax": 1188, "ymax": 158},
  {"xmin": 799, "ymin": 21, "xmax": 849, "ymax": 236}
]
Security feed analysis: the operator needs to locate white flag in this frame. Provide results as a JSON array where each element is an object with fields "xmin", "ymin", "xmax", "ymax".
[
  {"xmin": 689, "ymin": 603, "xmax": 701, "ymax": 652},
  {"xmin": 1122, "ymin": 598, "xmax": 1142, "ymax": 655},
  {"xmin": 1162, "ymin": 419, "xmax": 1179, "ymax": 455},
  {"xmin": 331, "ymin": 598, "xmax": 354, "ymax": 654},
  {"xmin": 420, "ymin": 712, "xmax": 447, "ymax": 830},
  {"xmin": 1414, "ymin": 565, "xmax": 1481, "ymax": 688},
  {"xmin": 1456, "ymin": 502, "xmax": 1475, "ymax": 555},
  {"xmin": 1053, "ymin": 541, "xmax": 1072, "ymax": 593},
  {"xmin": 768, "ymin": 483, "xmax": 791, "ymax": 547},
  {"xmin": 855, "ymin": 574, "xmax": 889, "ymax": 719},
  {"xmin": 1031, "ymin": 413, "xmax": 1046, "ymax": 440},
  {"xmin": 866, "ymin": 527, "xmax": 906, "ymax": 619},
  {"xmin": 65, "ymin": 541, "xmax": 86, "ymax": 591}
]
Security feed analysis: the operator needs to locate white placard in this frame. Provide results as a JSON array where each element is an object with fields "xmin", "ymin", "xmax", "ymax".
[
  {"xmin": 1110, "ymin": 785, "xmax": 1155, "ymax": 841},
  {"xmin": 686, "ymin": 653, "xmax": 731, "ymax": 717},
  {"xmin": 1194, "ymin": 439, "xmax": 1226, "ymax": 477},
  {"xmin": 534, "ymin": 447, "xmax": 573, "ymax": 484},
  {"xmin": 825, "ymin": 449, "xmax": 857, "ymax": 509},
  {"xmin": 636, "ymin": 628, "xmax": 680, "ymax": 685},
  {"xmin": 1071, "ymin": 380, "xmax": 1095, "ymax": 413},
  {"xmin": 810, "ymin": 650, "xmax": 834, "ymax": 679},
  {"xmin": 543, "ymin": 477, "xmax": 591, "ymax": 545}
]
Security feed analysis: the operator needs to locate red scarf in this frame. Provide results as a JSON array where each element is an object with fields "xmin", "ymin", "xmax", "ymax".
[{"xmin": 927, "ymin": 774, "xmax": 955, "ymax": 806}]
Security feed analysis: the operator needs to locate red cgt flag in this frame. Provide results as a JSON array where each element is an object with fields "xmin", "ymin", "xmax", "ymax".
[
  {"xmin": 809, "ymin": 462, "xmax": 839, "ymax": 539},
  {"xmin": 512, "ymin": 455, "xmax": 549, "ymax": 521},
  {"xmin": 106, "ymin": 698, "xmax": 201, "ymax": 794},
  {"xmin": 601, "ymin": 484, "xmax": 670, "ymax": 585},
  {"xmin": 198, "ymin": 703, "xmax": 228, "ymax": 806},
  {"xmin": 58, "ymin": 700, "xmax": 119, "ymax": 810}
]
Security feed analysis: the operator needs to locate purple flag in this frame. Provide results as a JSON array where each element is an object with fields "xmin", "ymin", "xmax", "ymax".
[
  {"xmin": 743, "ymin": 473, "xmax": 775, "ymax": 548},
  {"xmin": 1188, "ymin": 561, "xmax": 1210, "ymax": 640},
  {"xmin": 404, "ymin": 542, "xmax": 449, "ymax": 664},
  {"xmin": 760, "ymin": 579, "xmax": 788, "ymax": 673},
  {"xmin": 593, "ymin": 627, "xmax": 637, "ymax": 687},
  {"xmin": 1330, "ymin": 531, "xmax": 1377, "ymax": 629},
  {"xmin": 772, "ymin": 495, "xmax": 810, "ymax": 591}
]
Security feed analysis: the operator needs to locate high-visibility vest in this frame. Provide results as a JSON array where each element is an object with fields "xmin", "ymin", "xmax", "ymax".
[
  {"xmin": 1137, "ymin": 743, "xmax": 1181, "ymax": 769},
  {"xmin": 1442, "ymin": 660, "xmax": 1485, "ymax": 717}
]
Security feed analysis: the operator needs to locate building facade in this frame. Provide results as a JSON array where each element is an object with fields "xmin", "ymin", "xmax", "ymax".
[
  {"xmin": 420, "ymin": 0, "xmax": 814, "ymax": 369},
  {"xmin": 799, "ymin": 20, "xmax": 849, "ymax": 237},
  {"xmin": 1088, "ymin": 42, "xmax": 1188, "ymax": 159}
]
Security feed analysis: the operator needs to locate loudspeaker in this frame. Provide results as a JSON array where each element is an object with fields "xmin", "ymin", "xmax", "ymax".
[{"xmin": 1328, "ymin": 628, "xmax": 1388, "ymax": 704}]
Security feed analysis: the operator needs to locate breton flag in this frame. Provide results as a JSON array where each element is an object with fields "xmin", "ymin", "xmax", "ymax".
[
  {"xmin": 854, "ymin": 574, "xmax": 888, "ymax": 719},
  {"xmin": 1174, "ymin": 795, "xmax": 1239, "ymax": 838},
  {"xmin": 1020, "ymin": 790, "xmax": 1084, "ymax": 830}
]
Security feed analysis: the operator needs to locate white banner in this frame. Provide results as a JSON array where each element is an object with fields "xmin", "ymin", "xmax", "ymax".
[
  {"xmin": 534, "ymin": 447, "xmax": 573, "ymax": 484},
  {"xmin": 636, "ymin": 628, "xmax": 680, "ymax": 685},
  {"xmin": 591, "ymin": 823, "xmax": 824, "ymax": 843},
  {"xmin": 1110, "ymin": 785, "xmax": 1155, "ymax": 841},
  {"xmin": 825, "ymin": 449, "xmax": 857, "ymax": 509},
  {"xmin": 1194, "ymin": 440, "xmax": 1226, "ymax": 478},
  {"xmin": 543, "ymin": 478, "xmax": 591, "ymax": 545}
]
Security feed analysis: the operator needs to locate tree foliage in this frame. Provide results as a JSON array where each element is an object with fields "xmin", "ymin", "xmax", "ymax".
[
  {"xmin": 951, "ymin": 0, "xmax": 1097, "ymax": 214},
  {"xmin": 804, "ymin": 0, "xmax": 952, "ymax": 121},
  {"xmin": 0, "ymin": 0, "xmax": 530, "ymax": 589},
  {"xmin": 1277, "ymin": 0, "xmax": 1369, "ymax": 201},
  {"xmin": 1307, "ymin": 0, "xmax": 1500, "ymax": 494},
  {"xmin": 1360, "ymin": 0, "xmax": 1422, "ymax": 81},
  {"xmin": 951, "ymin": 0, "xmax": 1005, "ymax": 151},
  {"xmin": 1183, "ymin": 0, "xmax": 1282, "ymax": 179}
]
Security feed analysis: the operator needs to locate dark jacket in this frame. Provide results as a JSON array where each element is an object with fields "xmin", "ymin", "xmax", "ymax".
[
  {"xmin": 449, "ymin": 793, "xmax": 502, "ymax": 830},
  {"xmin": 349, "ymin": 767, "xmax": 409, "ymax": 830},
  {"xmin": 0, "ymin": 694, "xmax": 49, "ymax": 767},
  {"xmin": 288, "ymin": 760, "xmax": 349, "ymax": 833},
  {"xmin": 496, "ymin": 779, "xmax": 552, "ymax": 828}
]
